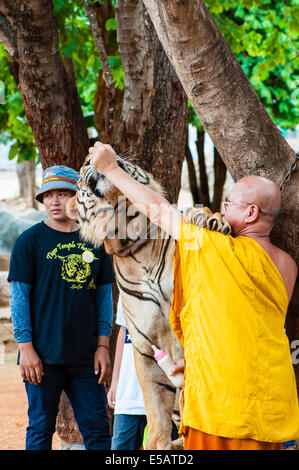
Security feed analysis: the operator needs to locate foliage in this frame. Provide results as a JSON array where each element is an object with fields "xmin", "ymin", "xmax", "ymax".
[
  {"xmin": 54, "ymin": 0, "xmax": 124, "ymax": 115},
  {"xmin": 201, "ymin": 0, "xmax": 298, "ymax": 130},
  {"xmin": 0, "ymin": 0, "xmax": 297, "ymax": 162},
  {"xmin": 0, "ymin": 46, "xmax": 38, "ymax": 163}
]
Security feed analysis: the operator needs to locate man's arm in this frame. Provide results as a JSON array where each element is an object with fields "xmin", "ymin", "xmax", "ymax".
[
  {"xmin": 94, "ymin": 283, "xmax": 113, "ymax": 383},
  {"xmin": 10, "ymin": 281, "xmax": 44, "ymax": 384},
  {"xmin": 88, "ymin": 142, "xmax": 182, "ymax": 240},
  {"xmin": 96, "ymin": 283, "xmax": 113, "ymax": 337}
]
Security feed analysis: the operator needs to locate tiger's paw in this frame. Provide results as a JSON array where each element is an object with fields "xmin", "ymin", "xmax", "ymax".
[
  {"xmin": 207, "ymin": 212, "xmax": 231, "ymax": 235},
  {"xmin": 183, "ymin": 207, "xmax": 231, "ymax": 235},
  {"xmin": 183, "ymin": 206, "xmax": 212, "ymax": 227}
]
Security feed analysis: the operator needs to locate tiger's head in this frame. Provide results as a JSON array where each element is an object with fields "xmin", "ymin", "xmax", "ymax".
[{"xmin": 66, "ymin": 156, "xmax": 166, "ymax": 254}]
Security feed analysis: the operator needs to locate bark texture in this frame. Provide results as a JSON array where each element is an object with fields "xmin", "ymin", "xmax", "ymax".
[
  {"xmin": 93, "ymin": 1, "xmax": 123, "ymax": 144},
  {"xmin": 212, "ymin": 147, "xmax": 227, "ymax": 212},
  {"xmin": 16, "ymin": 160, "xmax": 37, "ymax": 209},
  {"xmin": 144, "ymin": 0, "xmax": 299, "ymax": 388},
  {"xmin": 115, "ymin": 0, "xmax": 187, "ymax": 203},
  {"xmin": 196, "ymin": 130, "xmax": 210, "ymax": 207},
  {"xmin": 0, "ymin": 0, "xmax": 89, "ymax": 170},
  {"xmin": 83, "ymin": 0, "xmax": 117, "ymax": 144}
]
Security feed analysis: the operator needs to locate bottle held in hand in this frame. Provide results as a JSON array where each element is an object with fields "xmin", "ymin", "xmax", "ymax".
[{"xmin": 152, "ymin": 345, "xmax": 184, "ymax": 388}]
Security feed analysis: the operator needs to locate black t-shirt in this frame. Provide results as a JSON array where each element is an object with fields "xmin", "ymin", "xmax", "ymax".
[{"xmin": 8, "ymin": 222, "xmax": 115, "ymax": 365}]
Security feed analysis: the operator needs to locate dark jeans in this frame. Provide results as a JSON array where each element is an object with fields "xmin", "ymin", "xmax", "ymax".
[
  {"xmin": 24, "ymin": 364, "xmax": 111, "ymax": 450},
  {"xmin": 111, "ymin": 415, "xmax": 179, "ymax": 450},
  {"xmin": 111, "ymin": 414, "xmax": 147, "ymax": 450}
]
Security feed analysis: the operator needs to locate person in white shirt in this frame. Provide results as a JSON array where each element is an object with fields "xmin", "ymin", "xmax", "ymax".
[{"xmin": 107, "ymin": 297, "xmax": 147, "ymax": 450}]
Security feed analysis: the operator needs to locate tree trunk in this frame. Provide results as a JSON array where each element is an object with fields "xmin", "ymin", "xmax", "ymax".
[
  {"xmin": 185, "ymin": 133, "xmax": 200, "ymax": 205},
  {"xmin": 143, "ymin": 0, "xmax": 299, "ymax": 388},
  {"xmin": 1, "ymin": 0, "xmax": 89, "ymax": 170},
  {"xmin": 211, "ymin": 147, "xmax": 227, "ymax": 212},
  {"xmin": 16, "ymin": 160, "xmax": 38, "ymax": 209},
  {"xmin": 195, "ymin": 129, "xmax": 210, "ymax": 207},
  {"xmin": 56, "ymin": 392, "xmax": 84, "ymax": 448},
  {"xmin": 143, "ymin": 0, "xmax": 295, "ymax": 180},
  {"xmin": 115, "ymin": 0, "xmax": 187, "ymax": 203}
]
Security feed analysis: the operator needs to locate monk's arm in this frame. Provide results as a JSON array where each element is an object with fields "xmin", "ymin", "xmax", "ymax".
[{"xmin": 89, "ymin": 142, "xmax": 182, "ymax": 240}]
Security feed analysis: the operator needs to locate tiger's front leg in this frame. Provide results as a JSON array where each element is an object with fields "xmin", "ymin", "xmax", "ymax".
[{"xmin": 133, "ymin": 351, "xmax": 176, "ymax": 450}]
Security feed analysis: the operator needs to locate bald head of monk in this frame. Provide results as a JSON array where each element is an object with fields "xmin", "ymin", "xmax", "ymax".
[{"xmin": 223, "ymin": 175, "xmax": 281, "ymax": 237}]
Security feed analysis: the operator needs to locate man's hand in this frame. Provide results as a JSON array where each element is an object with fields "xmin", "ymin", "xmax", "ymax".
[
  {"xmin": 88, "ymin": 141, "xmax": 118, "ymax": 176},
  {"xmin": 19, "ymin": 342, "xmax": 44, "ymax": 385},
  {"xmin": 107, "ymin": 383, "xmax": 117, "ymax": 409},
  {"xmin": 94, "ymin": 346, "xmax": 111, "ymax": 384},
  {"xmin": 170, "ymin": 358, "xmax": 185, "ymax": 376}
]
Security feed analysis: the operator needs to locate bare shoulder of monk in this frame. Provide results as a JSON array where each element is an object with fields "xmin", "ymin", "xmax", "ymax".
[{"xmin": 270, "ymin": 245, "xmax": 298, "ymax": 302}]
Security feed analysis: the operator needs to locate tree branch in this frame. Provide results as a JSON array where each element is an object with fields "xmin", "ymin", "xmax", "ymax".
[
  {"xmin": 82, "ymin": 0, "xmax": 116, "ymax": 143},
  {"xmin": 82, "ymin": 0, "xmax": 114, "ymax": 88}
]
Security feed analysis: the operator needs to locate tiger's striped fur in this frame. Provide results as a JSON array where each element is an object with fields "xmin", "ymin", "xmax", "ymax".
[{"xmin": 66, "ymin": 157, "xmax": 231, "ymax": 449}]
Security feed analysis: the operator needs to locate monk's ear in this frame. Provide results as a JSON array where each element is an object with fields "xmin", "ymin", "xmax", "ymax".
[
  {"xmin": 245, "ymin": 204, "xmax": 259, "ymax": 223},
  {"xmin": 65, "ymin": 194, "xmax": 79, "ymax": 221}
]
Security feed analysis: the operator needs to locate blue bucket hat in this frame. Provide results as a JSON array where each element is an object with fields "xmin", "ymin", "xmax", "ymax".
[{"xmin": 36, "ymin": 165, "xmax": 79, "ymax": 203}]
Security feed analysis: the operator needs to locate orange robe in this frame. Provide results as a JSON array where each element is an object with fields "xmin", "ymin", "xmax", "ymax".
[
  {"xmin": 184, "ymin": 427, "xmax": 282, "ymax": 450},
  {"xmin": 170, "ymin": 222, "xmax": 299, "ymax": 446}
]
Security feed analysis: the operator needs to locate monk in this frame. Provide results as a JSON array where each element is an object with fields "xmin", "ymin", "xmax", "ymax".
[{"xmin": 88, "ymin": 141, "xmax": 299, "ymax": 450}]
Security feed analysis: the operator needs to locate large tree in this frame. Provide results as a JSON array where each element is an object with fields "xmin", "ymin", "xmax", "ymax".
[
  {"xmin": 114, "ymin": 0, "xmax": 187, "ymax": 203},
  {"xmin": 143, "ymin": 0, "xmax": 299, "ymax": 386},
  {"xmin": 0, "ymin": 0, "xmax": 90, "ymax": 169}
]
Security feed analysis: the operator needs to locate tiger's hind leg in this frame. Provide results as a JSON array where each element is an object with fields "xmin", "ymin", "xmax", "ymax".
[{"xmin": 134, "ymin": 353, "xmax": 176, "ymax": 450}]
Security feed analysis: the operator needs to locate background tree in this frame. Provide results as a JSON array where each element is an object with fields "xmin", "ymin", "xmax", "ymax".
[
  {"xmin": 143, "ymin": 0, "xmax": 299, "ymax": 389},
  {"xmin": 114, "ymin": 0, "xmax": 187, "ymax": 203}
]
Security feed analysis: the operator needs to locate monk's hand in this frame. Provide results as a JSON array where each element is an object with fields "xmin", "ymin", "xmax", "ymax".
[
  {"xmin": 170, "ymin": 357, "xmax": 185, "ymax": 376},
  {"xmin": 88, "ymin": 141, "xmax": 118, "ymax": 176}
]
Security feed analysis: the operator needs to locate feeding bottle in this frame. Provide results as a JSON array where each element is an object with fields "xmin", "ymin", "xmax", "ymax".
[{"xmin": 152, "ymin": 345, "xmax": 184, "ymax": 388}]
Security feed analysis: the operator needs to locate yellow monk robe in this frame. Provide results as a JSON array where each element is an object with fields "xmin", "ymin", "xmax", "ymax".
[{"xmin": 170, "ymin": 222, "xmax": 299, "ymax": 444}]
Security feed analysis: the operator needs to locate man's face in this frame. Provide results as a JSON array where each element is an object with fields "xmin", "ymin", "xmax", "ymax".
[
  {"xmin": 43, "ymin": 189, "xmax": 75, "ymax": 222},
  {"xmin": 222, "ymin": 183, "xmax": 251, "ymax": 233}
]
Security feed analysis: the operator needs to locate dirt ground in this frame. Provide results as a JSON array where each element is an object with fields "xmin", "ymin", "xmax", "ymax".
[{"xmin": 0, "ymin": 353, "xmax": 61, "ymax": 450}]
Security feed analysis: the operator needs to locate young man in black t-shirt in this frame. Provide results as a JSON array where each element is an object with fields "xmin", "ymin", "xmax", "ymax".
[{"xmin": 8, "ymin": 165, "xmax": 115, "ymax": 450}]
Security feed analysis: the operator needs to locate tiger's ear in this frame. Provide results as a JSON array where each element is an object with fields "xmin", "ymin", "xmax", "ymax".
[{"xmin": 65, "ymin": 194, "xmax": 79, "ymax": 221}]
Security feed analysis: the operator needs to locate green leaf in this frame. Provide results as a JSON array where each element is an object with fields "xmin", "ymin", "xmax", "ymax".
[{"xmin": 105, "ymin": 18, "xmax": 116, "ymax": 31}]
